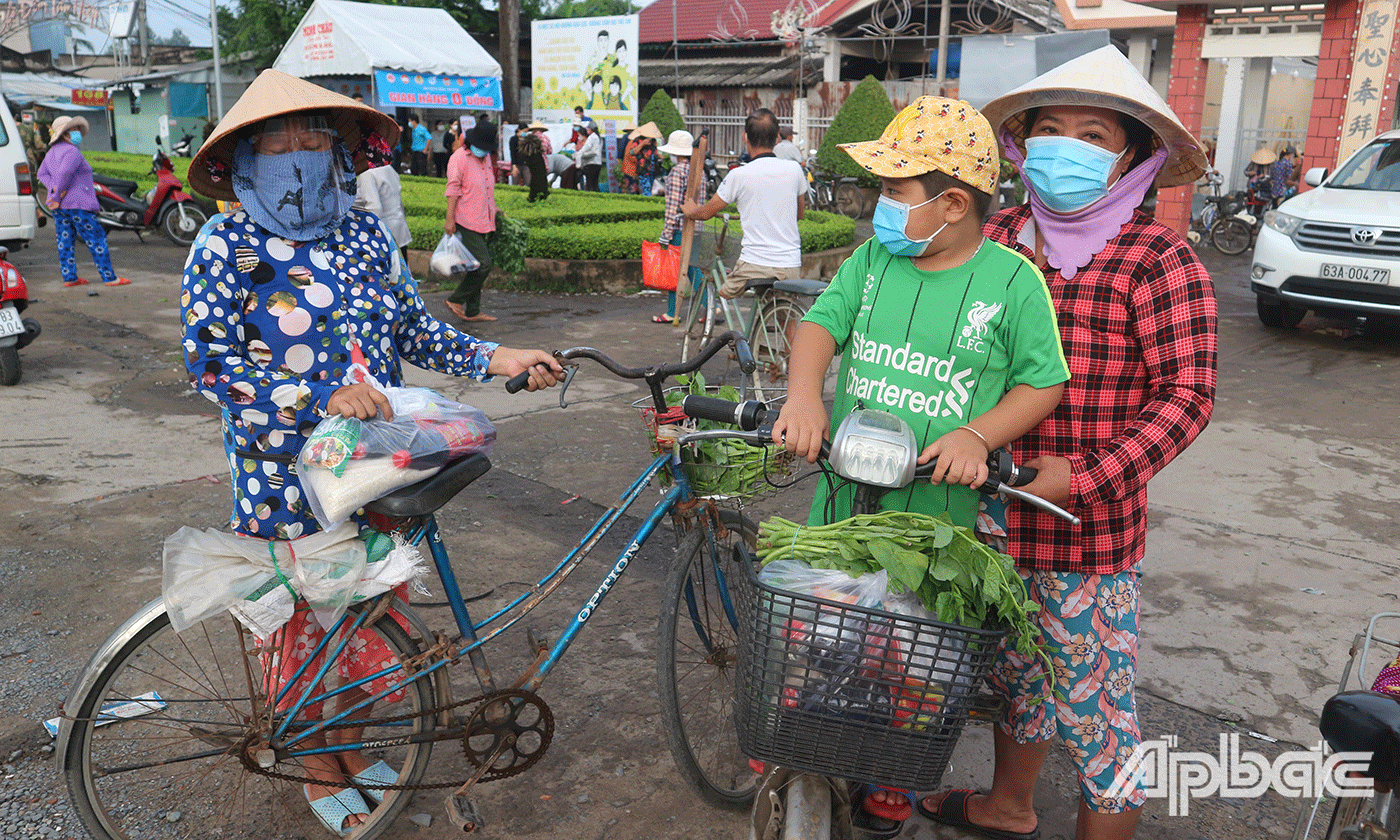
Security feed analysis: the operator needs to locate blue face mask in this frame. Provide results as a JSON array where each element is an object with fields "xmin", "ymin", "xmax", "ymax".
[
  {"xmin": 470, "ymin": 146, "xmax": 488, "ymax": 159},
  {"xmin": 872, "ymin": 190, "xmax": 947, "ymax": 258},
  {"xmin": 68, "ymin": 130, "xmax": 82, "ymax": 145},
  {"xmin": 1021, "ymin": 135, "xmax": 1126, "ymax": 214},
  {"xmin": 231, "ymin": 139, "xmax": 355, "ymax": 241}
]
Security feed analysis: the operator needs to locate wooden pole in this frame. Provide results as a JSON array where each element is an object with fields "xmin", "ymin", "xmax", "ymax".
[{"xmin": 674, "ymin": 133, "xmax": 707, "ymax": 304}]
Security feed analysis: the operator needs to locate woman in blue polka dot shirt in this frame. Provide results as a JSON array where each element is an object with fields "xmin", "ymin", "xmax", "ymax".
[{"xmin": 182, "ymin": 70, "xmax": 562, "ymax": 836}]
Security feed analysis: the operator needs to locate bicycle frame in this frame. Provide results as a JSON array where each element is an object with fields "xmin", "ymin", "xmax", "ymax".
[{"xmin": 272, "ymin": 444, "xmax": 723, "ymax": 759}]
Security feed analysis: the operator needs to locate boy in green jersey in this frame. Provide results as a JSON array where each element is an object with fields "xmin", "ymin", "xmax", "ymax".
[
  {"xmin": 770, "ymin": 92, "xmax": 1071, "ymax": 833},
  {"xmin": 773, "ymin": 96, "xmax": 1069, "ymax": 532}
]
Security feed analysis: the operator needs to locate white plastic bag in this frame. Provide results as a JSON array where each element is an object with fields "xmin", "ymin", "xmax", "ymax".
[
  {"xmin": 430, "ymin": 232, "xmax": 481, "ymax": 276},
  {"xmin": 299, "ymin": 386, "xmax": 496, "ymax": 530},
  {"xmin": 162, "ymin": 522, "xmax": 428, "ymax": 634}
]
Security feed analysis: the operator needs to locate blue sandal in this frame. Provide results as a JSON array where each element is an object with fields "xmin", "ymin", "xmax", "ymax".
[
  {"xmin": 303, "ymin": 785, "xmax": 370, "ymax": 837},
  {"xmin": 350, "ymin": 759, "xmax": 398, "ymax": 805}
]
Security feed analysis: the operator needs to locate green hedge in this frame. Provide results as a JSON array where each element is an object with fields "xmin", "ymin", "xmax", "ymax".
[
  {"xmin": 88, "ymin": 152, "xmax": 855, "ymax": 264},
  {"xmin": 817, "ymin": 75, "xmax": 896, "ymax": 189},
  {"xmin": 639, "ymin": 89, "xmax": 686, "ymax": 142}
]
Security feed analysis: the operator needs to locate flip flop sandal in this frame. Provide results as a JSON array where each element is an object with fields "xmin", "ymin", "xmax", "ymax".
[
  {"xmin": 63, "ymin": 278, "xmax": 89, "ymax": 287},
  {"xmin": 861, "ymin": 785, "xmax": 912, "ymax": 821},
  {"xmin": 652, "ymin": 315, "xmax": 674, "ymax": 324},
  {"xmin": 445, "ymin": 301, "xmax": 467, "ymax": 319},
  {"xmin": 303, "ymin": 785, "xmax": 370, "ymax": 837},
  {"xmin": 103, "ymin": 277, "xmax": 132, "ymax": 286},
  {"xmin": 851, "ymin": 785, "xmax": 911, "ymax": 840},
  {"xmin": 350, "ymin": 759, "xmax": 398, "ymax": 805},
  {"xmin": 916, "ymin": 790, "xmax": 1040, "ymax": 840}
]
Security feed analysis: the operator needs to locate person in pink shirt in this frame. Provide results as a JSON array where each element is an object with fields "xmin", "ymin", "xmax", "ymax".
[{"xmin": 444, "ymin": 120, "xmax": 501, "ymax": 323}]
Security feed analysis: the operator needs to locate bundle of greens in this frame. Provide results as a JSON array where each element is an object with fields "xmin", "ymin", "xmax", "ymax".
[
  {"xmin": 662, "ymin": 374, "xmax": 791, "ymax": 499},
  {"xmin": 757, "ymin": 511, "xmax": 1049, "ymax": 668}
]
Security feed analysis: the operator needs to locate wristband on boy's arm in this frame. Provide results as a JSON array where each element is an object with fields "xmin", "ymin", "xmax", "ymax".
[{"xmin": 957, "ymin": 425, "xmax": 990, "ymax": 448}]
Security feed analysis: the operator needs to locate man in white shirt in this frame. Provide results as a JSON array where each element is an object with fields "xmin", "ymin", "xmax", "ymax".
[
  {"xmin": 683, "ymin": 109, "xmax": 806, "ymax": 298},
  {"xmin": 773, "ymin": 125, "xmax": 803, "ymax": 163}
]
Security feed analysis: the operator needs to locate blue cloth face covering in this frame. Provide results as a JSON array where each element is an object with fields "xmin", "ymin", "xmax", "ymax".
[
  {"xmin": 231, "ymin": 139, "xmax": 356, "ymax": 241},
  {"xmin": 470, "ymin": 146, "xmax": 488, "ymax": 158},
  {"xmin": 872, "ymin": 190, "xmax": 947, "ymax": 258},
  {"xmin": 68, "ymin": 130, "xmax": 82, "ymax": 145},
  {"xmin": 1021, "ymin": 136, "xmax": 1126, "ymax": 214}
]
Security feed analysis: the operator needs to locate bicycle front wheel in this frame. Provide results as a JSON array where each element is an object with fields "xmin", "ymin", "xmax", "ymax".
[
  {"xmin": 1211, "ymin": 217, "xmax": 1253, "ymax": 255},
  {"xmin": 679, "ymin": 276, "xmax": 718, "ymax": 364},
  {"xmin": 63, "ymin": 603, "xmax": 437, "ymax": 840},
  {"xmin": 749, "ymin": 295, "xmax": 806, "ymax": 397},
  {"xmin": 657, "ymin": 510, "xmax": 760, "ymax": 810}
]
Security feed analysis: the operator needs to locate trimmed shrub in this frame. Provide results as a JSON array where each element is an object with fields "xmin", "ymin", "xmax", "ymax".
[
  {"xmin": 84, "ymin": 152, "xmax": 195, "ymax": 193},
  {"xmin": 817, "ymin": 76, "xmax": 897, "ymax": 188},
  {"xmin": 639, "ymin": 89, "xmax": 686, "ymax": 143}
]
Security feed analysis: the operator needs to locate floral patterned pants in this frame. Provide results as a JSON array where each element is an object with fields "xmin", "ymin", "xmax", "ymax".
[
  {"xmin": 258, "ymin": 595, "xmax": 408, "ymax": 719},
  {"xmin": 53, "ymin": 208, "xmax": 116, "ymax": 285},
  {"xmin": 985, "ymin": 565, "xmax": 1146, "ymax": 813}
]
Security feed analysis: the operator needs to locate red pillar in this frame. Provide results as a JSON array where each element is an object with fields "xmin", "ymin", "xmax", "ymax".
[
  {"xmin": 1301, "ymin": 0, "xmax": 1361, "ymax": 179},
  {"xmin": 1159, "ymin": 4, "xmax": 1208, "ymax": 238}
]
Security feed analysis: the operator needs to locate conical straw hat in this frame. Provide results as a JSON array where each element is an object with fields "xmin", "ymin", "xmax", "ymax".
[
  {"xmin": 190, "ymin": 69, "xmax": 401, "ymax": 201},
  {"xmin": 628, "ymin": 121, "xmax": 663, "ymax": 141},
  {"xmin": 1249, "ymin": 147, "xmax": 1278, "ymax": 165},
  {"xmin": 981, "ymin": 45, "xmax": 1208, "ymax": 188}
]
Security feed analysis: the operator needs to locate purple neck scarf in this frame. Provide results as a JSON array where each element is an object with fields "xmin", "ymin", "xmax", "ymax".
[{"xmin": 1002, "ymin": 128, "xmax": 1167, "ymax": 280}]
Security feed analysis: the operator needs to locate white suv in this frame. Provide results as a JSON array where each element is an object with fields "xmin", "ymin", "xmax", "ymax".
[{"xmin": 1251, "ymin": 129, "xmax": 1400, "ymax": 328}]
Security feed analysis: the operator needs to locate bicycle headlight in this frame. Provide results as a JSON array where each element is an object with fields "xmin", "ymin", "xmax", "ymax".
[
  {"xmin": 1264, "ymin": 210, "xmax": 1302, "ymax": 237},
  {"xmin": 828, "ymin": 408, "xmax": 918, "ymax": 488}
]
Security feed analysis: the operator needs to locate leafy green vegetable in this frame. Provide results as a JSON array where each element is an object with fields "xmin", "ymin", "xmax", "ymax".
[
  {"xmin": 665, "ymin": 374, "xmax": 791, "ymax": 499},
  {"xmin": 757, "ymin": 511, "xmax": 1050, "ymax": 674}
]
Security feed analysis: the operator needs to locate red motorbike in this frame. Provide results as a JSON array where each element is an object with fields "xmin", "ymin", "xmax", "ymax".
[
  {"xmin": 91, "ymin": 142, "xmax": 208, "ymax": 246},
  {"xmin": 0, "ymin": 246, "xmax": 40, "ymax": 385}
]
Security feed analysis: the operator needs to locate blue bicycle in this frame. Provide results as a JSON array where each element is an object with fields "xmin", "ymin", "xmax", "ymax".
[{"xmin": 57, "ymin": 331, "xmax": 774, "ymax": 839}]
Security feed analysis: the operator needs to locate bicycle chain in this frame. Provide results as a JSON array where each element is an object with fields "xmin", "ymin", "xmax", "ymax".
[{"xmin": 238, "ymin": 687, "xmax": 551, "ymax": 791}]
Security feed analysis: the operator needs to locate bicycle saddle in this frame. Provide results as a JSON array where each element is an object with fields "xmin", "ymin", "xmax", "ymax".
[
  {"xmin": 1321, "ymin": 690, "xmax": 1400, "ymax": 784},
  {"xmin": 774, "ymin": 278, "xmax": 829, "ymax": 297},
  {"xmin": 744, "ymin": 277, "xmax": 779, "ymax": 292},
  {"xmin": 364, "ymin": 453, "xmax": 491, "ymax": 518}
]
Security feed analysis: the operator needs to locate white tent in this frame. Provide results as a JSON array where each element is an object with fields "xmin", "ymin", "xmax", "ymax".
[{"xmin": 272, "ymin": 0, "xmax": 502, "ymax": 109}]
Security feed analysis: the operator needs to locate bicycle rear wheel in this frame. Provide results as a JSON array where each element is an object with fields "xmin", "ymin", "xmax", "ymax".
[
  {"xmin": 657, "ymin": 510, "xmax": 760, "ymax": 810},
  {"xmin": 835, "ymin": 183, "xmax": 864, "ymax": 219},
  {"xmin": 63, "ymin": 603, "xmax": 437, "ymax": 840},
  {"xmin": 814, "ymin": 180, "xmax": 834, "ymax": 212},
  {"xmin": 749, "ymin": 294, "xmax": 806, "ymax": 398}
]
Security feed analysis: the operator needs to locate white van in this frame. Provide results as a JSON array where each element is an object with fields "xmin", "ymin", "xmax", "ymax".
[{"xmin": 0, "ymin": 104, "xmax": 39, "ymax": 250}]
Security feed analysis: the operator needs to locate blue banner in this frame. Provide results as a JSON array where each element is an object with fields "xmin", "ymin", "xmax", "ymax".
[{"xmin": 375, "ymin": 70, "xmax": 501, "ymax": 111}]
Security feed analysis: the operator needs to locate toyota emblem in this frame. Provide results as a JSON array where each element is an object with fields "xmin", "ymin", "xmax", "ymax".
[{"xmin": 1352, "ymin": 227, "xmax": 1382, "ymax": 246}]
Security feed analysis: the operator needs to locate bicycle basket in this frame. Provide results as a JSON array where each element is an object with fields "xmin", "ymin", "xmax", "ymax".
[
  {"xmin": 634, "ymin": 386, "xmax": 794, "ymax": 504},
  {"xmin": 733, "ymin": 556, "xmax": 1007, "ymax": 789}
]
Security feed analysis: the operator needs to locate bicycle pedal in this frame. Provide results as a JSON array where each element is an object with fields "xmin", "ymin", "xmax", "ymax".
[{"xmin": 447, "ymin": 794, "xmax": 486, "ymax": 832}]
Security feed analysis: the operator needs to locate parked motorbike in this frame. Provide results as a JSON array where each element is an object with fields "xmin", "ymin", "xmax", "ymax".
[
  {"xmin": 170, "ymin": 129, "xmax": 196, "ymax": 158},
  {"xmin": 91, "ymin": 139, "xmax": 208, "ymax": 246},
  {"xmin": 0, "ymin": 246, "xmax": 40, "ymax": 385}
]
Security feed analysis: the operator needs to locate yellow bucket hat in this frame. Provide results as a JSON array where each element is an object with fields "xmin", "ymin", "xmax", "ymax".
[{"xmin": 840, "ymin": 96, "xmax": 998, "ymax": 194}]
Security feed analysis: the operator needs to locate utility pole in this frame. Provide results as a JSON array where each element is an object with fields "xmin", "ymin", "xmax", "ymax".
[
  {"xmin": 499, "ymin": 0, "xmax": 519, "ymax": 123},
  {"xmin": 137, "ymin": 0, "xmax": 150, "ymax": 69},
  {"xmin": 209, "ymin": 0, "xmax": 224, "ymax": 119}
]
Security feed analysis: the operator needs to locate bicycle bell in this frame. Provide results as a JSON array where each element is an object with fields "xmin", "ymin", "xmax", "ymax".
[{"xmin": 827, "ymin": 408, "xmax": 918, "ymax": 488}]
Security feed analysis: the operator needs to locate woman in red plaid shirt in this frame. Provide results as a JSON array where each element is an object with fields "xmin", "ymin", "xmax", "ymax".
[{"xmin": 916, "ymin": 47, "xmax": 1218, "ymax": 840}]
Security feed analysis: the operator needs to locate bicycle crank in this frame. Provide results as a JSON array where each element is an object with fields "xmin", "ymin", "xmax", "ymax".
[{"xmin": 461, "ymin": 688, "xmax": 554, "ymax": 776}]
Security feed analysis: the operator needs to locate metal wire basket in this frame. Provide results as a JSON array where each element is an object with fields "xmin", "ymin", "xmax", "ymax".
[
  {"xmin": 733, "ymin": 555, "xmax": 1008, "ymax": 790},
  {"xmin": 634, "ymin": 386, "xmax": 794, "ymax": 504}
]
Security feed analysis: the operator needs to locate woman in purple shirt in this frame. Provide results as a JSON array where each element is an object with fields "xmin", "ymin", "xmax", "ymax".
[{"xmin": 36, "ymin": 116, "xmax": 129, "ymax": 288}]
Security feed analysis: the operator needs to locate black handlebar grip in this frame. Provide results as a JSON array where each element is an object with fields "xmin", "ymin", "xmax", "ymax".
[
  {"xmin": 505, "ymin": 371, "xmax": 530, "ymax": 393},
  {"xmin": 1009, "ymin": 465, "xmax": 1038, "ymax": 487},
  {"xmin": 735, "ymin": 339, "xmax": 757, "ymax": 374},
  {"xmin": 680, "ymin": 396, "xmax": 774, "ymax": 431}
]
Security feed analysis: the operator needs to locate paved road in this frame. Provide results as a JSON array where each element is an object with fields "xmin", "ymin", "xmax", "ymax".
[{"xmin": 2, "ymin": 218, "xmax": 1398, "ymax": 840}]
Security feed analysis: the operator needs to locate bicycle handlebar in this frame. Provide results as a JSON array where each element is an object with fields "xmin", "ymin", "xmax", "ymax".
[
  {"xmin": 504, "ymin": 331, "xmax": 756, "ymax": 407},
  {"xmin": 679, "ymin": 395, "xmax": 1076, "ymax": 524}
]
